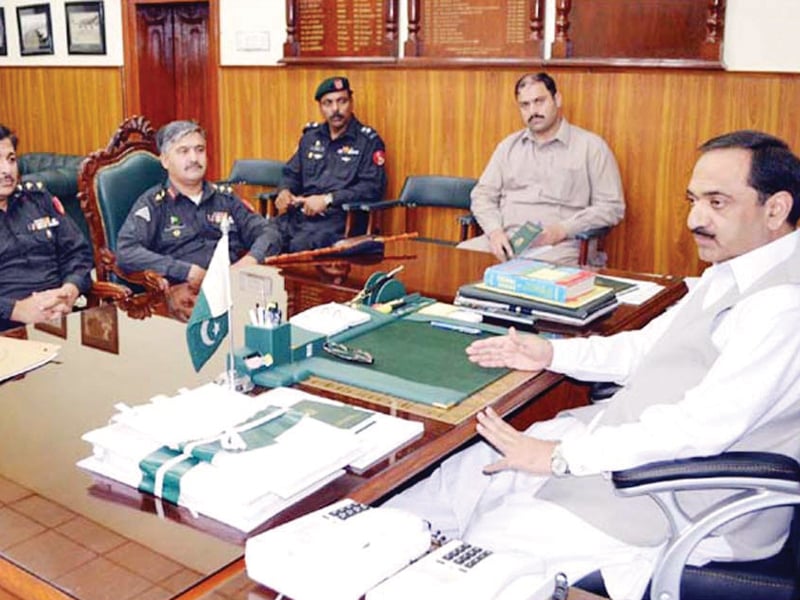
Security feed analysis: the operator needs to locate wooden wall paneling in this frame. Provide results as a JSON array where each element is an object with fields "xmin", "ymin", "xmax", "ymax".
[
  {"xmin": 551, "ymin": 0, "xmax": 724, "ymax": 65},
  {"xmin": 0, "ymin": 68, "xmax": 124, "ymax": 155}
]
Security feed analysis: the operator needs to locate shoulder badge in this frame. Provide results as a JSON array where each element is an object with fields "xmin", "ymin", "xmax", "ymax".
[
  {"xmin": 51, "ymin": 196, "xmax": 66, "ymax": 216},
  {"xmin": 303, "ymin": 121, "xmax": 321, "ymax": 133},
  {"xmin": 134, "ymin": 206, "xmax": 151, "ymax": 222}
]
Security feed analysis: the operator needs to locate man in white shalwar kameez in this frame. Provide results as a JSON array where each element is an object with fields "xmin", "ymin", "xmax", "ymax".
[{"xmin": 384, "ymin": 130, "xmax": 800, "ymax": 599}]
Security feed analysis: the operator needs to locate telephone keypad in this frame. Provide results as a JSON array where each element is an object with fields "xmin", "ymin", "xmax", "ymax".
[
  {"xmin": 329, "ymin": 500, "xmax": 370, "ymax": 521},
  {"xmin": 442, "ymin": 542, "xmax": 493, "ymax": 570}
]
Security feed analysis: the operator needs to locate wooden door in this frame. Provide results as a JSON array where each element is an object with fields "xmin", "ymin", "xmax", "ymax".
[{"xmin": 123, "ymin": 0, "xmax": 220, "ymax": 178}]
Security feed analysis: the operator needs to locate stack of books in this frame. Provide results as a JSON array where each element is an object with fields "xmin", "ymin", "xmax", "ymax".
[
  {"xmin": 455, "ymin": 259, "xmax": 619, "ymax": 327},
  {"xmin": 78, "ymin": 384, "xmax": 423, "ymax": 532}
]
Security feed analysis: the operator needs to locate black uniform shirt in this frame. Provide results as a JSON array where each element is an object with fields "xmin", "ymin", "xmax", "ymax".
[
  {"xmin": 117, "ymin": 181, "xmax": 271, "ymax": 282},
  {"xmin": 279, "ymin": 115, "xmax": 387, "ymax": 207},
  {"xmin": 0, "ymin": 182, "xmax": 93, "ymax": 321}
]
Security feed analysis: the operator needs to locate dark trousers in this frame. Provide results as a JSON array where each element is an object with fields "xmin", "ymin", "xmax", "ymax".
[{"xmin": 262, "ymin": 207, "xmax": 348, "ymax": 256}]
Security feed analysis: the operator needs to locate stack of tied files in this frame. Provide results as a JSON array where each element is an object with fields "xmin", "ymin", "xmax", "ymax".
[
  {"xmin": 78, "ymin": 384, "xmax": 423, "ymax": 532},
  {"xmin": 455, "ymin": 259, "xmax": 619, "ymax": 327}
]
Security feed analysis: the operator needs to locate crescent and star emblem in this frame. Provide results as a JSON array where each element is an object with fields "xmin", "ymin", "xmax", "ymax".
[{"xmin": 200, "ymin": 320, "xmax": 221, "ymax": 346}]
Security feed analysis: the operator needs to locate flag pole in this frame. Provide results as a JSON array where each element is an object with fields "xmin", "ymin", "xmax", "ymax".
[
  {"xmin": 217, "ymin": 217, "xmax": 252, "ymax": 393},
  {"xmin": 221, "ymin": 217, "xmax": 237, "ymax": 391}
]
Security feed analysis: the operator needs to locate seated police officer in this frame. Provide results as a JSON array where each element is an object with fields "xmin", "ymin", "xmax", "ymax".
[
  {"xmin": 0, "ymin": 124, "xmax": 93, "ymax": 331},
  {"xmin": 117, "ymin": 120, "xmax": 271, "ymax": 291},
  {"xmin": 265, "ymin": 76, "xmax": 387, "ymax": 255}
]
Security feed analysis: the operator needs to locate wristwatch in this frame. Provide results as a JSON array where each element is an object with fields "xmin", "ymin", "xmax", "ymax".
[
  {"xmin": 550, "ymin": 445, "xmax": 570, "ymax": 477},
  {"xmin": 324, "ymin": 193, "xmax": 334, "ymax": 208}
]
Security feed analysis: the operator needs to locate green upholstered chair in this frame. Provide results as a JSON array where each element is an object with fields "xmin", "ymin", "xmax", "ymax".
[
  {"xmin": 345, "ymin": 175, "xmax": 479, "ymax": 244},
  {"xmin": 78, "ymin": 116, "xmax": 167, "ymax": 316},
  {"xmin": 354, "ymin": 174, "xmax": 610, "ymax": 264},
  {"xmin": 223, "ymin": 158, "xmax": 285, "ymax": 217}
]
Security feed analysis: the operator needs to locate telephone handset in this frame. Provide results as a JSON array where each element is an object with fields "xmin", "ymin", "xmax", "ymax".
[
  {"xmin": 366, "ymin": 538, "xmax": 545, "ymax": 600},
  {"xmin": 245, "ymin": 498, "xmax": 431, "ymax": 600}
]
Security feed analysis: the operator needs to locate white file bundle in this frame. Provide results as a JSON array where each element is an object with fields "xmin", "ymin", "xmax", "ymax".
[{"xmin": 78, "ymin": 384, "xmax": 421, "ymax": 532}]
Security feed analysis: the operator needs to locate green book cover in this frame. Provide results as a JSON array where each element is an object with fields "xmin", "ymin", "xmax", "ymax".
[{"xmin": 510, "ymin": 221, "xmax": 543, "ymax": 255}]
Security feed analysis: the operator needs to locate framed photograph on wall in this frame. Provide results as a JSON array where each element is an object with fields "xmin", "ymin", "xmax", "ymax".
[
  {"xmin": 0, "ymin": 8, "xmax": 8, "ymax": 57},
  {"xmin": 16, "ymin": 4, "xmax": 54, "ymax": 56},
  {"xmin": 65, "ymin": 1, "xmax": 106, "ymax": 55}
]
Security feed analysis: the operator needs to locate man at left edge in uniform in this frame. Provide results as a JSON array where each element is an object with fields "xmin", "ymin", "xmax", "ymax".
[
  {"xmin": 116, "ymin": 120, "xmax": 271, "ymax": 318},
  {"xmin": 0, "ymin": 123, "xmax": 93, "ymax": 331},
  {"xmin": 266, "ymin": 76, "xmax": 387, "ymax": 255}
]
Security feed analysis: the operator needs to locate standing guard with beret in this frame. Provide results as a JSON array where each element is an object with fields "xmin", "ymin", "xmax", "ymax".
[
  {"xmin": 267, "ymin": 75, "xmax": 387, "ymax": 254},
  {"xmin": 0, "ymin": 124, "xmax": 93, "ymax": 331}
]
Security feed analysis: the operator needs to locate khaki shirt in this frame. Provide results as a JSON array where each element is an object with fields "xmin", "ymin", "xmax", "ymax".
[{"xmin": 470, "ymin": 119, "xmax": 625, "ymax": 241}]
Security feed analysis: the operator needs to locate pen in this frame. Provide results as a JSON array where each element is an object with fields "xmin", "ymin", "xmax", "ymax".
[{"xmin": 429, "ymin": 320, "xmax": 483, "ymax": 335}]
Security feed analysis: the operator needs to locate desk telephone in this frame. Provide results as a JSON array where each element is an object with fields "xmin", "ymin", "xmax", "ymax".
[
  {"xmin": 367, "ymin": 538, "xmax": 545, "ymax": 600},
  {"xmin": 246, "ymin": 498, "xmax": 544, "ymax": 600},
  {"xmin": 245, "ymin": 498, "xmax": 431, "ymax": 600}
]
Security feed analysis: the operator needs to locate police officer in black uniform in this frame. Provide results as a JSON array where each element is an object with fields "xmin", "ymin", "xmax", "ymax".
[
  {"xmin": 267, "ymin": 76, "xmax": 387, "ymax": 254},
  {"xmin": 0, "ymin": 124, "xmax": 93, "ymax": 331},
  {"xmin": 117, "ymin": 120, "xmax": 271, "ymax": 290}
]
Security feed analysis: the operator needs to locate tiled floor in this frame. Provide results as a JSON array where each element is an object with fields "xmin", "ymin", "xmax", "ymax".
[{"xmin": 0, "ymin": 475, "xmax": 238, "ymax": 600}]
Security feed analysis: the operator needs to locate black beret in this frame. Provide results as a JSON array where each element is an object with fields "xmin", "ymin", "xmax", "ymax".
[{"xmin": 314, "ymin": 76, "xmax": 351, "ymax": 101}]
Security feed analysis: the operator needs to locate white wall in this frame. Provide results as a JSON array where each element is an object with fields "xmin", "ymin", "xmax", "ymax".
[
  {"xmin": 723, "ymin": 0, "xmax": 800, "ymax": 73},
  {"xmin": 218, "ymin": 0, "xmax": 800, "ymax": 74},
  {"xmin": 0, "ymin": 0, "xmax": 123, "ymax": 66}
]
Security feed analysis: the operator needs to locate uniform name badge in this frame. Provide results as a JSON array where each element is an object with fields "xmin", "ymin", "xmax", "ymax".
[
  {"xmin": 28, "ymin": 216, "xmax": 59, "ymax": 238},
  {"xmin": 209, "ymin": 211, "xmax": 231, "ymax": 227}
]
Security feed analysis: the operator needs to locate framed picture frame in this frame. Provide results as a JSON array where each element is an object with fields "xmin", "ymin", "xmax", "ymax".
[
  {"xmin": 0, "ymin": 8, "xmax": 8, "ymax": 57},
  {"xmin": 16, "ymin": 4, "xmax": 54, "ymax": 56},
  {"xmin": 81, "ymin": 305, "xmax": 119, "ymax": 354},
  {"xmin": 34, "ymin": 316, "xmax": 68, "ymax": 339},
  {"xmin": 65, "ymin": 1, "xmax": 106, "ymax": 55}
]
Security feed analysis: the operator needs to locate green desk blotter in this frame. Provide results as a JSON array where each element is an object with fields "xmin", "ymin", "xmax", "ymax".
[{"xmin": 252, "ymin": 313, "xmax": 509, "ymax": 409}]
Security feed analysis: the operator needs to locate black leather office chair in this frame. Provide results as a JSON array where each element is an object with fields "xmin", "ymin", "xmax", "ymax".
[
  {"xmin": 223, "ymin": 158, "xmax": 284, "ymax": 217},
  {"xmin": 575, "ymin": 452, "xmax": 800, "ymax": 600}
]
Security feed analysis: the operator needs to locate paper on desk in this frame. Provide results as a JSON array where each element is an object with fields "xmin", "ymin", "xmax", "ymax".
[
  {"xmin": 289, "ymin": 302, "xmax": 371, "ymax": 336},
  {"xmin": 0, "ymin": 337, "xmax": 60, "ymax": 383}
]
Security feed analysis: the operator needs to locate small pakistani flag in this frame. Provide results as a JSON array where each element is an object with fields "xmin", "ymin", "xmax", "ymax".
[{"xmin": 186, "ymin": 221, "xmax": 231, "ymax": 371}]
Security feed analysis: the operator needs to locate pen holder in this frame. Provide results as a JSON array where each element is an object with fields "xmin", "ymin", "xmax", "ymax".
[{"xmin": 235, "ymin": 323, "xmax": 292, "ymax": 374}]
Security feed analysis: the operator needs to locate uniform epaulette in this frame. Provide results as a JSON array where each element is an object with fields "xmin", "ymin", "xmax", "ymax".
[
  {"xmin": 303, "ymin": 121, "xmax": 321, "ymax": 133},
  {"xmin": 212, "ymin": 182, "xmax": 236, "ymax": 196},
  {"xmin": 19, "ymin": 181, "xmax": 48, "ymax": 196},
  {"xmin": 359, "ymin": 125, "xmax": 378, "ymax": 140},
  {"xmin": 153, "ymin": 187, "xmax": 168, "ymax": 204}
]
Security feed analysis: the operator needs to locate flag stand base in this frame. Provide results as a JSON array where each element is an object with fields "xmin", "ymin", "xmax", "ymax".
[{"xmin": 214, "ymin": 370, "xmax": 254, "ymax": 394}]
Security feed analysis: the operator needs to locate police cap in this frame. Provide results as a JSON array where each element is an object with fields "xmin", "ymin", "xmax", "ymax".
[{"xmin": 314, "ymin": 76, "xmax": 351, "ymax": 101}]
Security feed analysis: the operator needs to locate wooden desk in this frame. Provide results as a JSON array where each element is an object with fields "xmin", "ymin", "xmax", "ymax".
[
  {"xmin": 279, "ymin": 239, "xmax": 684, "ymax": 334},
  {"xmin": 0, "ymin": 244, "xmax": 684, "ymax": 600}
]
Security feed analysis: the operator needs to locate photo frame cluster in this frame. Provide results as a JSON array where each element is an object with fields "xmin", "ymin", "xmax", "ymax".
[{"xmin": 6, "ymin": 1, "xmax": 106, "ymax": 57}]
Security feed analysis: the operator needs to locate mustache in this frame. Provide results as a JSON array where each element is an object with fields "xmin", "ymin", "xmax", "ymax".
[
  {"xmin": 185, "ymin": 162, "xmax": 203, "ymax": 170},
  {"xmin": 691, "ymin": 226, "xmax": 715, "ymax": 239},
  {"xmin": 330, "ymin": 113, "xmax": 344, "ymax": 119},
  {"xmin": 528, "ymin": 114, "xmax": 545, "ymax": 123}
]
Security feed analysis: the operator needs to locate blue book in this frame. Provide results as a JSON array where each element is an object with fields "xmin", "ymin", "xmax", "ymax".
[{"xmin": 483, "ymin": 259, "xmax": 596, "ymax": 302}]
